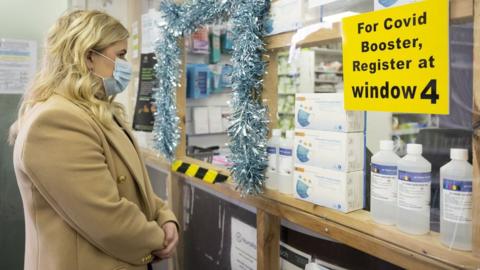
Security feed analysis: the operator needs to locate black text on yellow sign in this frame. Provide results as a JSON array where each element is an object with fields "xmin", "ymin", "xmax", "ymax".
[{"xmin": 342, "ymin": 0, "xmax": 449, "ymax": 114}]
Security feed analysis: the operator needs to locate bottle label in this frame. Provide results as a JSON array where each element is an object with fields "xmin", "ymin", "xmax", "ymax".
[
  {"xmin": 279, "ymin": 148, "xmax": 293, "ymax": 156},
  {"xmin": 397, "ymin": 170, "xmax": 431, "ymax": 211},
  {"xmin": 267, "ymin": 146, "xmax": 277, "ymax": 171},
  {"xmin": 278, "ymin": 147, "xmax": 293, "ymax": 175},
  {"xmin": 443, "ymin": 178, "xmax": 472, "ymax": 224},
  {"xmin": 371, "ymin": 163, "xmax": 397, "ymax": 202}
]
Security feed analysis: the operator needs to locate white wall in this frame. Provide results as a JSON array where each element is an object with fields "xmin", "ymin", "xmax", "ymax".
[{"xmin": 0, "ymin": 0, "xmax": 69, "ymax": 59}]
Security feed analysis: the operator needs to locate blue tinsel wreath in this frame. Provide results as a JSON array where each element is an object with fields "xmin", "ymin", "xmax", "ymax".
[{"xmin": 153, "ymin": 0, "xmax": 270, "ymax": 195}]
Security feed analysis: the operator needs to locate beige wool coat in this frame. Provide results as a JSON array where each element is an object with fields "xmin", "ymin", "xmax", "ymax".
[{"xmin": 13, "ymin": 94, "xmax": 177, "ymax": 270}]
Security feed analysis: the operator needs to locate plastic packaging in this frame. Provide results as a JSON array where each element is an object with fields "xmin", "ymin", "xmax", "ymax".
[
  {"xmin": 396, "ymin": 144, "xmax": 432, "ymax": 235},
  {"xmin": 440, "ymin": 148, "xmax": 473, "ymax": 250},
  {"xmin": 265, "ymin": 129, "xmax": 282, "ymax": 190},
  {"xmin": 371, "ymin": 140, "xmax": 400, "ymax": 225},
  {"xmin": 278, "ymin": 130, "xmax": 294, "ymax": 194}
]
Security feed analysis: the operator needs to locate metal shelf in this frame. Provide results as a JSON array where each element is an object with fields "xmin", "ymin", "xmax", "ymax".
[
  {"xmin": 315, "ymin": 80, "xmax": 340, "ymax": 84},
  {"xmin": 391, "ymin": 128, "xmax": 420, "ymax": 136},
  {"xmin": 315, "ymin": 70, "xmax": 343, "ymax": 75}
]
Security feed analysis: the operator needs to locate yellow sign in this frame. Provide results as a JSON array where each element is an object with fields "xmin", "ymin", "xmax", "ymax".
[{"xmin": 342, "ymin": 0, "xmax": 449, "ymax": 114}]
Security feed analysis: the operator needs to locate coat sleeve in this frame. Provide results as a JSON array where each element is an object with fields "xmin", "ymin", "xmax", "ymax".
[
  {"xmin": 153, "ymin": 195, "xmax": 179, "ymax": 229},
  {"xmin": 20, "ymin": 108, "xmax": 165, "ymax": 265},
  {"xmin": 140, "ymin": 159, "xmax": 179, "ymax": 229}
]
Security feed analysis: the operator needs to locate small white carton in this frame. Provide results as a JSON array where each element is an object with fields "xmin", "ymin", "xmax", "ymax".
[
  {"xmin": 295, "ymin": 93, "xmax": 364, "ymax": 132},
  {"xmin": 208, "ymin": 107, "xmax": 223, "ymax": 133},
  {"xmin": 294, "ymin": 165, "xmax": 364, "ymax": 213},
  {"xmin": 294, "ymin": 129, "xmax": 364, "ymax": 172},
  {"xmin": 193, "ymin": 107, "xmax": 209, "ymax": 134}
]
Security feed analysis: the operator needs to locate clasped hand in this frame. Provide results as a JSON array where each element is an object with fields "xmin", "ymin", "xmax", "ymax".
[{"xmin": 152, "ymin": 222, "xmax": 179, "ymax": 261}]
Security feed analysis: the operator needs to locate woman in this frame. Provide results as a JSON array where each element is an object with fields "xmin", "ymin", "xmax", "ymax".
[{"xmin": 9, "ymin": 10, "xmax": 178, "ymax": 270}]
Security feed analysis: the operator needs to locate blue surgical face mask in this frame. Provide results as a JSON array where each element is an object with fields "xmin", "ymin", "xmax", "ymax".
[
  {"xmin": 297, "ymin": 109, "xmax": 311, "ymax": 127},
  {"xmin": 91, "ymin": 50, "xmax": 132, "ymax": 96},
  {"xmin": 379, "ymin": 0, "xmax": 398, "ymax": 7},
  {"xmin": 296, "ymin": 144, "xmax": 310, "ymax": 163},
  {"xmin": 296, "ymin": 179, "xmax": 310, "ymax": 199}
]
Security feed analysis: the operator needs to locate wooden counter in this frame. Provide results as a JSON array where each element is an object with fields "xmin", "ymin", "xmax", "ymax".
[{"xmin": 142, "ymin": 151, "xmax": 480, "ymax": 269}]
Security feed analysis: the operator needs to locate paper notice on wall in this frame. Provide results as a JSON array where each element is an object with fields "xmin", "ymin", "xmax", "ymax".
[
  {"xmin": 231, "ymin": 218, "xmax": 257, "ymax": 270},
  {"xmin": 0, "ymin": 38, "xmax": 37, "ymax": 94},
  {"xmin": 132, "ymin": 53, "xmax": 156, "ymax": 131},
  {"xmin": 131, "ymin": 21, "xmax": 139, "ymax": 59},
  {"xmin": 141, "ymin": 9, "xmax": 164, "ymax": 53}
]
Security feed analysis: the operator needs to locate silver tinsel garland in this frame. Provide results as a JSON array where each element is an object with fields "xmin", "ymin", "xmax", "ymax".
[{"xmin": 154, "ymin": 0, "xmax": 270, "ymax": 195}]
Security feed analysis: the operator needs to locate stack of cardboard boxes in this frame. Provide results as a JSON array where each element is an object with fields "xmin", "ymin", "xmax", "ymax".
[{"xmin": 293, "ymin": 93, "xmax": 365, "ymax": 213}]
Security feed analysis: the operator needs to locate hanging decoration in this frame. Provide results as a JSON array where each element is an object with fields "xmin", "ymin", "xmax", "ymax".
[{"xmin": 153, "ymin": 0, "xmax": 270, "ymax": 195}]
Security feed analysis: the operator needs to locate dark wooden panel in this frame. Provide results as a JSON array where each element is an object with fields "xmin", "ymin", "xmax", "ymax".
[{"xmin": 0, "ymin": 94, "xmax": 24, "ymax": 270}]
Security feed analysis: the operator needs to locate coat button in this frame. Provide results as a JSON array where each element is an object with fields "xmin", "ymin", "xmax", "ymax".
[{"xmin": 117, "ymin": 175, "xmax": 126, "ymax": 184}]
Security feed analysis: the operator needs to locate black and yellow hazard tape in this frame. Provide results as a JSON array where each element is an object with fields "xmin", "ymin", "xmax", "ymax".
[{"xmin": 171, "ymin": 160, "xmax": 229, "ymax": 184}]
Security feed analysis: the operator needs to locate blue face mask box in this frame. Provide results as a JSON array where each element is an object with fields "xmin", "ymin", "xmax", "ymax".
[
  {"xmin": 220, "ymin": 64, "xmax": 233, "ymax": 89},
  {"xmin": 209, "ymin": 66, "xmax": 223, "ymax": 94},
  {"xmin": 294, "ymin": 165, "xmax": 364, "ymax": 213},
  {"xmin": 187, "ymin": 64, "xmax": 211, "ymax": 99},
  {"xmin": 295, "ymin": 93, "xmax": 365, "ymax": 133}
]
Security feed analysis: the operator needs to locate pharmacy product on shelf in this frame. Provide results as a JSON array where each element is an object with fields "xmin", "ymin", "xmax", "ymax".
[
  {"xmin": 297, "ymin": 49, "xmax": 343, "ymax": 94},
  {"xmin": 440, "ymin": 148, "xmax": 473, "ymax": 251},
  {"xmin": 370, "ymin": 140, "xmax": 400, "ymax": 225},
  {"xmin": 209, "ymin": 64, "xmax": 223, "ymax": 93},
  {"xmin": 209, "ymin": 26, "xmax": 221, "ymax": 64},
  {"xmin": 294, "ymin": 130, "xmax": 364, "ymax": 172},
  {"xmin": 277, "ymin": 52, "xmax": 298, "ymax": 132},
  {"xmin": 190, "ymin": 26, "xmax": 209, "ymax": 54},
  {"xmin": 192, "ymin": 107, "xmax": 209, "ymax": 134},
  {"xmin": 278, "ymin": 130, "xmax": 295, "ymax": 195},
  {"xmin": 267, "ymin": 0, "xmax": 321, "ymax": 36},
  {"xmin": 295, "ymin": 93, "xmax": 364, "ymax": 132},
  {"xmin": 208, "ymin": 107, "xmax": 223, "ymax": 133},
  {"xmin": 396, "ymin": 144, "xmax": 432, "ymax": 235},
  {"xmin": 186, "ymin": 64, "xmax": 210, "ymax": 99},
  {"xmin": 220, "ymin": 23, "xmax": 233, "ymax": 53},
  {"xmin": 220, "ymin": 64, "xmax": 233, "ymax": 88},
  {"xmin": 374, "ymin": 0, "xmax": 417, "ymax": 10},
  {"xmin": 265, "ymin": 129, "xmax": 282, "ymax": 190},
  {"xmin": 294, "ymin": 165, "xmax": 364, "ymax": 213}
]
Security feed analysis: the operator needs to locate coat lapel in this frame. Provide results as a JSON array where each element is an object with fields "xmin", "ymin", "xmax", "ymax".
[
  {"xmin": 54, "ymin": 94, "xmax": 152, "ymax": 216},
  {"xmin": 98, "ymin": 117, "xmax": 149, "ymax": 204}
]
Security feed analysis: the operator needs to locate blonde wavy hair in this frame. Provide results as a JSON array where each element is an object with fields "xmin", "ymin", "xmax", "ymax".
[{"xmin": 9, "ymin": 10, "xmax": 129, "ymax": 144}]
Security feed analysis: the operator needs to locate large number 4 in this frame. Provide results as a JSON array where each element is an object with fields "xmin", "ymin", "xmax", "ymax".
[{"xmin": 420, "ymin": 79, "xmax": 439, "ymax": 104}]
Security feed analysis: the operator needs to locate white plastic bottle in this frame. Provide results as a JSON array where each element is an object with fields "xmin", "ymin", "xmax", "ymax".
[
  {"xmin": 278, "ymin": 130, "xmax": 294, "ymax": 195},
  {"xmin": 370, "ymin": 140, "xmax": 400, "ymax": 225},
  {"xmin": 396, "ymin": 144, "xmax": 432, "ymax": 235},
  {"xmin": 440, "ymin": 148, "xmax": 473, "ymax": 251},
  {"xmin": 265, "ymin": 129, "xmax": 282, "ymax": 190}
]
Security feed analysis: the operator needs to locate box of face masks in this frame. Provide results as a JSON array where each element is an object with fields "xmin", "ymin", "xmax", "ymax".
[
  {"xmin": 295, "ymin": 93, "xmax": 364, "ymax": 132},
  {"xmin": 294, "ymin": 129, "xmax": 364, "ymax": 172},
  {"xmin": 374, "ymin": 0, "xmax": 419, "ymax": 10},
  {"xmin": 294, "ymin": 165, "xmax": 364, "ymax": 213}
]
